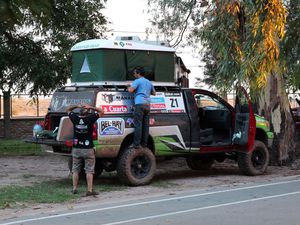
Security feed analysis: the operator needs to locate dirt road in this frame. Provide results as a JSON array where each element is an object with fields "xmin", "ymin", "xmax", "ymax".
[
  {"xmin": 1, "ymin": 153, "xmax": 300, "ymax": 190},
  {"xmin": 1, "ymin": 153, "xmax": 300, "ymax": 219}
]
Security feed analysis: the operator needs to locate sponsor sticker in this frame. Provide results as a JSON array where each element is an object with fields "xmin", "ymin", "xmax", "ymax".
[
  {"xmin": 151, "ymin": 103, "xmax": 166, "ymax": 109},
  {"xmin": 126, "ymin": 118, "xmax": 134, "ymax": 127},
  {"xmin": 99, "ymin": 118, "xmax": 125, "ymax": 135},
  {"xmin": 101, "ymin": 94, "xmax": 115, "ymax": 104},
  {"xmin": 101, "ymin": 105, "xmax": 128, "ymax": 113},
  {"xmin": 101, "ymin": 93, "xmax": 134, "ymax": 104},
  {"xmin": 151, "ymin": 96, "xmax": 166, "ymax": 109},
  {"xmin": 165, "ymin": 92, "xmax": 181, "ymax": 97},
  {"xmin": 151, "ymin": 97, "xmax": 165, "ymax": 103},
  {"xmin": 168, "ymin": 109, "xmax": 185, "ymax": 113}
]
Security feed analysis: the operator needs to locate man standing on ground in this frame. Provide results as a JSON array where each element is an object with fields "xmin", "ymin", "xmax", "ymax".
[
  {"xmin": 128, "ymin": 66, "xmax": 156, "ymax": 149},
  {"xmin": 67, "ymin": 103, "xmax": 103, "ymax": 196}
]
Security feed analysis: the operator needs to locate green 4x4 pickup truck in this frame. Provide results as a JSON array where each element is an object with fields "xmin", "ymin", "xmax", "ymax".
[{"xmin": 29, "ymin": 84, "xmax": 273, "ymax": 186}]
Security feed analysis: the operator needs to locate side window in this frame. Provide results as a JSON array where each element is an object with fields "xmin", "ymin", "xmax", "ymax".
[
  {"xmin": 194, "ymin": 94, "xmax": 226, "ymax": 110},
  {"xmin": 194, "ymin": 92, "xmax": 231, "ymax": 131}
]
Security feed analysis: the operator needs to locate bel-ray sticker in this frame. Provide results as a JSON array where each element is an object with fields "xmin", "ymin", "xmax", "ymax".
[{"xmin": 98, "ymin": 118, "xmax": 125, "ymax": 135}]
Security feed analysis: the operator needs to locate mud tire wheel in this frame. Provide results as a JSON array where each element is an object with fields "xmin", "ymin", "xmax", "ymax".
[
  {"xmin": 186, "ymin": 156, "xmax": 214, "ymax": 170},
  {"xmin": 117, "ymin": 147, "xmax": 156, "ymax": 186},
  {"xmin": 238, "ymin": 140, "xmax": 269, "ymax": 175}
]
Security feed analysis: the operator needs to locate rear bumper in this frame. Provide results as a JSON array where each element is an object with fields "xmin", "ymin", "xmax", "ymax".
[
  {"xmin": 25, "ymin": 137, "xmax": 72, "ymax": 155},
  {"xmin": 24, "ymin": 137, "xmax": 65, "ymax": 146}
]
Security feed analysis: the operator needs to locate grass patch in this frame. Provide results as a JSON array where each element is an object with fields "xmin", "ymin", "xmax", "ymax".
[
  {"xmin": 22, "ymin": 174, "xmax": 37, "ymax": 179},
  {"xmin": 0, "ymin": 139, "xmax": 42, "ymax": 156},
  {"xmin": 150, "ymin": 180, "xmax": 179, "ymax": 188},
  {"xmin": 0, "ymin": 178, "xmax": 127, "ymax": 209}
]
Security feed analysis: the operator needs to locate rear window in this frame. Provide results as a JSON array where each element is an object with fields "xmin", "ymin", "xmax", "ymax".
[{"xmin": 49, "ymin": 91, "xmax": 96, "ymax": 113}]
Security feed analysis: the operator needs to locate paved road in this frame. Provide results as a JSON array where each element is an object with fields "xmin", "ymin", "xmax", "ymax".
[{"xmin": 1, "ymin": 176, "xmax": 300, "ymax": 225}]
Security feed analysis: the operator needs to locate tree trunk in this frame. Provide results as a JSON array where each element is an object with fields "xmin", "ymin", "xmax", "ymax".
[{"xmin": 257, "ymin": 73, "xmax": 299, "ymax": 165}]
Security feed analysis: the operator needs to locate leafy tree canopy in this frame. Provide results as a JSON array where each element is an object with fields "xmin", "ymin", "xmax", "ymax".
[
  {"xmin": 0, "ymin": 0, "xmax": 108, "ymax": 95},
  {"xmin": 148, "ymin": 0, "xmax": 289, "ymax": 93}
]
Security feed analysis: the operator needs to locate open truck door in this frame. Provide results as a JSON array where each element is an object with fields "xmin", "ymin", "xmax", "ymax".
[
  {"xmin": 233, "ymin": 87, "xmax": 270, "ymax": 175},
  {"xmin": 232, "ymin": 86, "xmax": 256, "ymax": 152}
]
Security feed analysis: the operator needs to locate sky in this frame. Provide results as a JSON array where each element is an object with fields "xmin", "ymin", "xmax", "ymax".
[
  {"xmin": 103, "ymin": 0, "xmax": 204, "ymax": 88},
  {"xmin": 103, "ymin": 0, "xmax": 150, "ymax": 39}
]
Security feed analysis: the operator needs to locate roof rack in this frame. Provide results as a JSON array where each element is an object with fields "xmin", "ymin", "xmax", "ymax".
[{"xmin": 59, "ymin": 83, "xmax": 182, "ymax": 92}]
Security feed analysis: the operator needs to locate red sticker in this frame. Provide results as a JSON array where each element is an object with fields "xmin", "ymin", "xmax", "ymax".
[
  {"xmin": 151, "ymin": 103, "xmax": 166, "ymax": 109},
  {"xmin": 101, "ymin": 105, "xmax": 128, "ymax": 113}
]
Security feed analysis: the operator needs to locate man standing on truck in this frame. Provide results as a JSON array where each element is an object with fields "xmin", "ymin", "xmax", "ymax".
[
  {"xmin": 128, "ymin": 66, "xmax": 156, "ymax": 149},
  {"xmin": 67, "ymin": 104, "xmax": 103, "ymax": 196}
]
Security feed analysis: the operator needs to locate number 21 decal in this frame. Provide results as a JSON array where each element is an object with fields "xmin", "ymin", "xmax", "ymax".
[{"xmin": 170, "ymin": 98, "xmax": 179, "ymax": 108}]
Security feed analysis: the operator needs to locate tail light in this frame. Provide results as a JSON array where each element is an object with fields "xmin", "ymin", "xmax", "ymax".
[
  {"xmin": 92, "ymin": 123, "xmax": 98, "ymax": 140},
  {"xmin": 65, "ymin": 140, "xmax": 73, "ymax": 147},
  {"xmin": 44, "ymin": 114, "xmax": 51, "ymax": 130}
]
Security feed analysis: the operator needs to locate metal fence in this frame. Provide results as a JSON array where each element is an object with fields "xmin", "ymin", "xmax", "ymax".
[{"xmin": 0, "ymin": 94, "xmax": 52, "ymax": 118}]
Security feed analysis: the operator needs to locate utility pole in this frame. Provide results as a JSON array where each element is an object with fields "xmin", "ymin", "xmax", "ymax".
[{"xmin": 3, "ymin": 91, "xmax": 11, "ymax": 139}]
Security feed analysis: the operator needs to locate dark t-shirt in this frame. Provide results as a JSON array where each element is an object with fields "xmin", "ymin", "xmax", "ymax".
[{"xmin": 69, "ymin": 112, "xmax": 99, "ymax": 149}]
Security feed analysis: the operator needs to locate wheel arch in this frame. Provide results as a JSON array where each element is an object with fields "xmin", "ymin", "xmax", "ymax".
[
  {"xmin": 118, "ymin": 133, "xmax": 155, "ymax": 157},
  {"xmin": 255, "ymin": 128, "xmax": 268, "ymax": 147}
]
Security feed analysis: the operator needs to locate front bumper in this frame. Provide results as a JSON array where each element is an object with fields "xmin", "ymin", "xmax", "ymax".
[{"xmin": 267, "ymin": 131, "xmax": 274, "ymax": 148}]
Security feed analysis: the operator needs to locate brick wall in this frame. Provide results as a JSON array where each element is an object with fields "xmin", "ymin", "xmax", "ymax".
[{"xmin": 0, "ymin": 118, "xmax": 44, "ymax": 139}]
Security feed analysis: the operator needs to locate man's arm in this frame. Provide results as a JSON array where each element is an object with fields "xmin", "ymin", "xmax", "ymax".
[
  {"xmin": 151, "ymin": 85, "xmax": 156, "ymax": 96},
  {"xmin": 82, "ymin": 104, "xmax": 104, "ymax": 116},
  {"xmin": 128, "ymin": 86, "xmax": 135, "ymax": 93},
  {"xmin": 66, "ymin": 105, "xmax": 79, "ymax": 114},
  {"xmin": 128, "ymin": 80, "xmax": 138, "ymax": 93}
]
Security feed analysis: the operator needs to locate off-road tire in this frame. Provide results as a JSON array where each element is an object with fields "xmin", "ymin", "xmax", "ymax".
[
  {"xmin": 238, "ymin": 140, "xmax": 269, "ymax": 175},
  {"xmin": 186, "ymin": 156, "xmax": 214, "ymax": 170},
  {"xmin": 117, "ymin": 147, "xmax": 156, "ymax": 186}
]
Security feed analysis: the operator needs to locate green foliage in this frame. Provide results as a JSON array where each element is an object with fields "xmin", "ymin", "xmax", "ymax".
[
  {"xmin": 0, "ymin": 0, "xmax": 53, "ymax": 28},
  {"xmin": 0, "ymin": 0, "xmax": 108, "ymax": 95},
  {"xmin": 196, "ymin": 0, "xmax": 286, "ymax": 91},
  {"xmin": 198, "ymin": 0, "xmax": 244, "ymax": 91},
  {"xmin": 148, "ymin": 0, "xmax": 289, "ymax": 93},
  {"xmin": 0, "ymin": 139, "xmax": 42, "ymax": 155},
  {"xmin": 281, "ymin": 0, "xmax": 300, "ymax": 90},
  {"xmin": 147, "ymin": 0, "xmax": 198, "ymax": 48}
]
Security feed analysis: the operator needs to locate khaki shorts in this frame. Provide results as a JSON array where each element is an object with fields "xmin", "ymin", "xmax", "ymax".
[{"xmin": 72, "ymin": 148, "xmax": 95, "ymax": 174}]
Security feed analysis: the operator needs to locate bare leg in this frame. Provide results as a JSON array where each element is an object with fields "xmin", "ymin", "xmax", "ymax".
[
  {"xmin": 86, "ymin": 173, "xmax": 94, "ymax": 192},
  {"xmin": 73, "ymin": 173, "xmax": 79, "ymax": 191}
]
